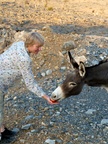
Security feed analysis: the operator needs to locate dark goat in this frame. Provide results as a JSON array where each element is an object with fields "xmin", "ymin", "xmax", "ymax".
[{"xmin": 51, "ymin": 51, "xmax": 108, "ymax": 101}]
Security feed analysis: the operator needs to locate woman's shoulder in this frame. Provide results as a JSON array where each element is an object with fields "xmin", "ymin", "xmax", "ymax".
[
  {"xmin": 14, "ymin": 41, "xmax": 30, "ymax": 61},
  {"xmin": 10, "ymin": 41, "xmax": 25, "ymax": 50},
  {"xmin": 15, "ymin": 41, "xmax": 25, "ymax": 46},
  {"xmin": 13, "ymin": 41, "xmax": 26, "ymax": 52}
]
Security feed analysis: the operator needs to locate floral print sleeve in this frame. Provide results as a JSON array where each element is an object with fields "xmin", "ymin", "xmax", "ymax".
[
  {"xmin": 16, "ymin": 42, "xmax": 46, "ymax": 97},
  {"xmin": 0, "ymin": 41, "xmax": 46, "ymax": 97}
]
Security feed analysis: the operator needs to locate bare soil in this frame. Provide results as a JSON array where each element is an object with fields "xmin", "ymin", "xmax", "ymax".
[{"xmin": 0, "ymin": 0, "xmax": 108, "ymax": 144}]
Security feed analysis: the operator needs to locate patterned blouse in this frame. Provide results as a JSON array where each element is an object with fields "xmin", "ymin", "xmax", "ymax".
[{"xmin": 0, "ymin": 41, "xmax": 46, "ymax": 97}]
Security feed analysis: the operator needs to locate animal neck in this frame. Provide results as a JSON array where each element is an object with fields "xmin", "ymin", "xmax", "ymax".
[{"xmin": 84, "ymin": 62, "xmax": 108, "ymax": 87}]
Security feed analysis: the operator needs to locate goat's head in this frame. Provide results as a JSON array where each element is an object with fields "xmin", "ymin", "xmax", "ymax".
[{"xmin": 51, "ymin": 51, "xmax": 86, "ymax": 101}]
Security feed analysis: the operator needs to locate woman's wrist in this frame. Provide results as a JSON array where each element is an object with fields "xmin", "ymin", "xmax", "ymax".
[{"xmin": 42, "ymin": 95, "xmax": 49, "ymax": 100}]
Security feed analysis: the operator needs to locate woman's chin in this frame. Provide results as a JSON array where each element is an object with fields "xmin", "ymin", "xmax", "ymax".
[
  {"xmin": 35, "ymin": 50, "xmax": 40, "ymax": 54},
  {"xmin": 34, "ymin": 51, "xmax": 39, "ymax": 54}
]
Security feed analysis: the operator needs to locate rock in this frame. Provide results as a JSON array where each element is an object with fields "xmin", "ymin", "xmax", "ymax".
[
  {"xmin": 41, "ymin": 72, "xmax": 46, "ymax": 77},
  {"xmin": 54, "ymin": 66, "xmax": 59, "ymax": 70},
  {"xmin": 45, "ymin": 139, "xmax": 55, "ymax": 144},
  {"xmin": 91, "ymin": 60, "xmax": 99, "ymax": 65},
  {"xmin": 101, "ymin": 119, "xmax": 108, "ymax": 125},
  {"xmin": 62, "ymin": 41, "xmax": 76, "ymax": 51},
  {"xmin": 20, "ymin": 139, "xmax": 25, "ymax": 143},
  {"xmin": 55, "ymin": 111, "xmax": 60, "ymax": 116},
  {"xmin": 62, "ymin": 50, "xmax": 67, "ymax": 55},
  {"xmin": 85, "ymin": 109, "xmax": 96, "ymax": 114},
  {"xmin": 42, "ymin": 25, "xmax": 53, "ymax": 33},
  {"xmin": 40, "ymin": 60, "xmax": 45, "ymax": 66},
  {"xmin": 55, "ymin": 139, "xmax": 63, "ymax": 143},
  {"xmin": 46, "ymin": 69, "xmax": 52, "ymax": 75},
  {"xmin": 60, "ymin": 66, "xmax": 66, "ymax": 71},
  {"xmin": 12, "ymin": 127, "xmax": 20, "ymax": 133},
  {"xmin": 60, "ymin": 66, "xmax": 66, "ymax": 73},
  {"xmin": 25, "ymin": 115, "xmax": 34, "ymax": 121},
  {"xmin": 37, "ymin": 72, "xmax": 42, "ymax": 78},
  {"xmin": 21, "ymin": 124, "xmax": 33, "ymax": 130},
  {"xmin": 31, "ymin": 129, "xmax": 38, "ymax": 133}
]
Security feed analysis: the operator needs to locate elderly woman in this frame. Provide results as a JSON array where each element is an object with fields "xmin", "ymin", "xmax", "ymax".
[{"xmin": 0, "ymin": 32, "xmax": 58, "ymax": 141}]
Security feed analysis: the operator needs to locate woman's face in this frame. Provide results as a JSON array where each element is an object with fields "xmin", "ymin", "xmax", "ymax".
[{"xmin": 28, "ymin": 43, "xmax": 42, "ymax": 54}]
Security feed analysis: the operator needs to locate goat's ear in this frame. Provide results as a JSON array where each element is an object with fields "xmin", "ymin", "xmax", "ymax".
[
  {"xmin": 79, "ymin": 62, "xmax": 86, "ymax": 77},
  {"xmin": 68, "ymin": 51, "xmax": 79, "ymax": 69}
]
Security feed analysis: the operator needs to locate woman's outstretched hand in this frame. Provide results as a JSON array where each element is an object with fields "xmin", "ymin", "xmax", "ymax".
[{"xmin": 42, "ymin": 95, "xmax": 59, "ymax": 105}]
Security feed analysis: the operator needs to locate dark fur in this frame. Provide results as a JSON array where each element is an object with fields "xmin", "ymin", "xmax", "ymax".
[{"xmin": 61, "ymin": 51, "xmax": 108, "ymax": 98}]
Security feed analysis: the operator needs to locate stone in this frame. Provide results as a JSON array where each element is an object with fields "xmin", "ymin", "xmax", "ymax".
[
  {"xmin": 60, "ymin": 66, "xmax": 66, "ymax": 71},
  {"xmin": 21, "ymin": 124, "xmax": 33, "ymax": 130},
  {"xmin": 46, "ymin": 69, "xmax": 52, "ymax": 75},
  {"xmin": 25, "ymin": 115, "xmax": 34, "ymax": 121},
  {"xmin": 12, "ymin": 127, "xmax": 20, "ymax": 133},
  {"xmin": 62, "ymin": 41, "xmax": 76, "ymax": 51},
  {"xmin": 85, "ymin": 109, "xmax": 96, "ymax": 114},
  {"xmin": 45, "ymin": 139, "xmax": 55, "ymax": 144},
  {"xmin": 41, "ymin": 72, "xmax": 46, "ymax": 77},
  {"xmin": 101, "ymin": 119, "xmax": 108, "ymax": 125}
]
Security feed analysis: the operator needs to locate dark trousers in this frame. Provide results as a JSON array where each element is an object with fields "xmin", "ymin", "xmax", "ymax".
[{"xmin": 0, "ymin": 91, "xmax": 4, "ymax": 127}]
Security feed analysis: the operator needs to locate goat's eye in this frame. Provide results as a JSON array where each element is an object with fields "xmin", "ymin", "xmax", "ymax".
[{"xmin": 68, "ymin": 82, "xmax": 77, "ymax": 87}]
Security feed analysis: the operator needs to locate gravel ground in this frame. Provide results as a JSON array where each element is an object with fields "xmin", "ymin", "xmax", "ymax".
[
  {"xmin": 0, "ymin": 0, "xmax": 108, "ymax": 143},
  {"xmin": 2, "ymin": 76, "xmax": 108, "ymax": 144}
]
